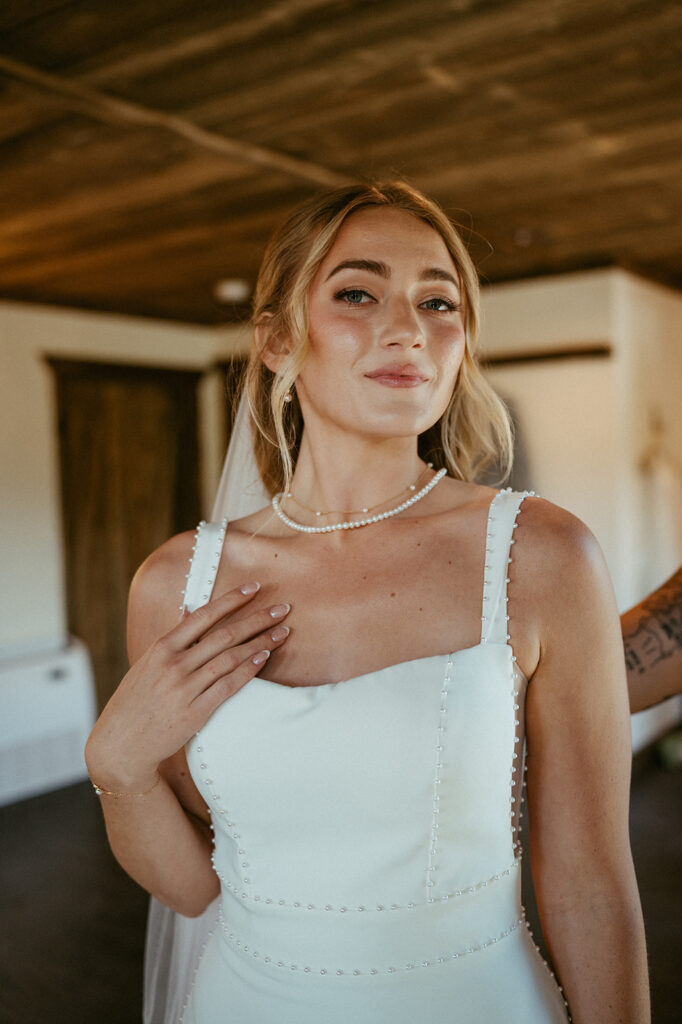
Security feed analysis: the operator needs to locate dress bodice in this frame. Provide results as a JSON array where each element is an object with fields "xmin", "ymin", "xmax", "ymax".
[{"xmin": 179, "ymin": 488, "xmax": 570, "ymax": 1022}]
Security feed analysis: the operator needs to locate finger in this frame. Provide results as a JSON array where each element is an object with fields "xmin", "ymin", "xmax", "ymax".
[
  {"xmin": 164, "ymin": 582, "xmax": 263, "ymax": 653},
  {"xmin": 190, "ymin": 648, "xmax": 273, "ymax": 721},
  {"xmin": 191, "ymin": 624, "xmax": 290, "ymax": 698},
  {"xmin": 180, "ymin": 603, "xmax": 292, "ymax": 672}
]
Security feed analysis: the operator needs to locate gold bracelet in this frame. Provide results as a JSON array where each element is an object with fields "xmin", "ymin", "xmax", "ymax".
[{"xmin": 90, "ymin": 771, "xmax": 161, "ymax": 798}]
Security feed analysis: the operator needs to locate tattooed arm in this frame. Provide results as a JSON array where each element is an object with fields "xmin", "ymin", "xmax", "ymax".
[{"xmin": 621, "ymin": 566, "xmax": 682, "ymax": 713}]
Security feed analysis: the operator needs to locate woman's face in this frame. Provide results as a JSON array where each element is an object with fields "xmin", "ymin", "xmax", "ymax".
[{"xmin": 295, "ymin": 206, "xmax": 466, "ymax": 443}]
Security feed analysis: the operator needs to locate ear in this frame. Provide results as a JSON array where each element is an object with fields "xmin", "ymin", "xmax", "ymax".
[{"xmin": 255, "ymin": 314, "xmax": 291, "ymax": 374}]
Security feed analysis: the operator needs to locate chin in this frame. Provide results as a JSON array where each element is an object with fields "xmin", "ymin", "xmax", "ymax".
[{"xmin": 359, "ymin": 411, "xmax": 439, "ymax": 440}]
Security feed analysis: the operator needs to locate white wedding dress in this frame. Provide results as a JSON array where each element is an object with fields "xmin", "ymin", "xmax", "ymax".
[{"xmin": 173, "ymin": 487, "xmax": 570, "ymax": 1023}]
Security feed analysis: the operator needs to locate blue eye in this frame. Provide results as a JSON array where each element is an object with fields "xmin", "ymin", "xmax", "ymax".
[
  {"xmin": 422, "ymin": 297, "xmax": 459, "ymax": 312},
  {"xmin": 336, "ymin": 288, "xmax": 372, "ymax": 305},
  {"xmin": 334, "ymin": 289, "xmax": 459, "ymax": 312}
]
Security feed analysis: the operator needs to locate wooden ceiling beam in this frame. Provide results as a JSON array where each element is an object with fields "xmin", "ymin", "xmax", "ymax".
[{"xmin": 0, "ymin": 54, "xmax": 347, "ymax": 188}]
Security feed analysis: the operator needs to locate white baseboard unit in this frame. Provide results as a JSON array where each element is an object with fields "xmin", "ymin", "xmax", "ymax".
[{"xmin": 0, "ymin": 637, "xmax": 97, "ymax": 806}]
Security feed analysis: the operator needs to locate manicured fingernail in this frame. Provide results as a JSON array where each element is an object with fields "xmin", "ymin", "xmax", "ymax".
[
  {"xmin": 270, "ymin": 625, "xmax": 289, "ymax": 642},
  {"xmin": 269, "ymin": 603, "xmax": 291, "ymax": 618},
  {"xmin": 252, "ymin": 649, "xmax": 270, "ymax": 665},
  {"xmin": 240, "ymin": 582, "xmax": 260, "ymax": 595}
]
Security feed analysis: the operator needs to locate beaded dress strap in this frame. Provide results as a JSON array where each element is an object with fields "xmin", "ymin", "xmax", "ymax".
[
  {"xmin": 180, "ymin": 519, "xmax": 228, "ymax": 614},
  {"xmin": 480, "ymin": 489, "xmax": 537, "ymax": 646}
]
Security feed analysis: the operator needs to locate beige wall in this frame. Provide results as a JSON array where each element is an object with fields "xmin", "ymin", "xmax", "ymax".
[
  {"xmin": 0, "ymin": 301, "xmax": 248, "ymax": 656},
  {"xmin": 479, "ymin": 269, "xmax": 625, "ymax": 594},
  {"xmin": 479, "ymin": 268, "xmax": 682, "ymax": 606},
  {"xmin": 479, "ymin": 269, "xmax": 682, "ymax": 750}
]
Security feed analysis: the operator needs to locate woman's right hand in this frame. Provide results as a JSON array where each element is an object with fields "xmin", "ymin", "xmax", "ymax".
[{"xmin": 85, "ymin": 583, "xmax": 290, "ymax": 793}]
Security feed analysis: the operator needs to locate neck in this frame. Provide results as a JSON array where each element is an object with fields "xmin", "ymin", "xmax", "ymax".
[{"xmin": 287, "ymin": 429, "xmax": 426, "ymax": 521}]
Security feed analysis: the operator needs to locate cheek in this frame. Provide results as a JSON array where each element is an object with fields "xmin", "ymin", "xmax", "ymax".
[
  {"xmin": 305, "ymin": 312, "xmax": 369, "ymax": 372},
  {"xmin": 296, "ymin": 325, "xmax": 355, "ymax": 401},
  {"xmin": 436, "ymin": 334, "xmax": 466, "ymax": 385}
]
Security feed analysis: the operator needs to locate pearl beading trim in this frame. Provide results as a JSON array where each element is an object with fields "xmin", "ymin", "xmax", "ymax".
[
  {"xmin": 209, "ymin": 855, "xmax": 521, "ymax": 913},
  {"xmin": 272, "ymin": 467, "xmax": 447, "ymax": 533},
  {"xmin": 425, "ymin": 652, "xmax": 453, "ymax": 895},
  {"xmin": 179, "ymin": 907, "xmax": 568, "ymax": 1015},
  {"xmin": 179, "ymin": 519, "xmax": 205, "ymax": 612},
  {"xmin": 179, "ymin": 920, "xmax": 217, "ymax": 1023},
  {"xmin": 194, "ymin": 740, "xmax": 257, "ymax": 894},
  {"xmin": 521, "ymin": 911, "xmax": 571, "ymax": 1017},
  {"xmin": 217, "ymin": 904, "xmax": 524, "ymax": 977},
  {"xmin": 494, "ymin": 491, "xmax": 569, "ymax": 1016},
  {"xmin": 480, "ymin": 487, "xmax": 509, "ymax": 644},
  {"xmin": 179, "ymin": 517, "xmax": 228, "ymax": 613},
  {"xmin": 480, "ymin": 487, "xmax": 537, "ymax": 645},
  {"xmin": 504, "ymin": 492, "xmax": 536, "ymax": 854}
]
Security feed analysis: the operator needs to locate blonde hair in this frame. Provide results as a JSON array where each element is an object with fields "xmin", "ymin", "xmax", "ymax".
[{"xmin": 244, "ymin": 180, "xmax": 513, "ymax": 495}]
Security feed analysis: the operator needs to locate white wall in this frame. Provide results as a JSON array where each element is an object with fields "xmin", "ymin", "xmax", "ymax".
[
  {"xmin": 613, "ymin": 275, "xmax": 682, "ymax": 749},
  {"xmin": 479, "ymin": 268, "xmax": 615, "ymax": 357},
  {"xmin": 0, "ymin": 300, "xmax": 249, "ymax": 657},
  {"xmin": 479, "ymin": 270, "xmax": 625, "ymax": 594},
  {"xmin": 479, "ymin": 269, "xmax": 682, "ymax": 750},
  {"xmin": 613, "ymin": 274, "xmax": 682, "ymax": 598}
]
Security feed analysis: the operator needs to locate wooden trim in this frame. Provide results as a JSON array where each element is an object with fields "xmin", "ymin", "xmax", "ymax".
[
  {"xmin": 213, "ymin": 357, "xmax": 248, "ymax": 438},
  {"xmin": 480, "ymin": 343, "xmax": 612, "ymax": 368},
  {"xmin": 45, "ymin": 356, "xmax": 203, "ymax": 383}
]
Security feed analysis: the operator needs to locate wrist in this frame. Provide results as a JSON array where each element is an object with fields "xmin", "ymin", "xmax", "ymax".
[
  {"xmin": 84, "ymin": 739, "xmax": 160, "ymax": 794},
  {"xmin": 89, "ymin": 769, "xmax": 162, "ymax": 798}
]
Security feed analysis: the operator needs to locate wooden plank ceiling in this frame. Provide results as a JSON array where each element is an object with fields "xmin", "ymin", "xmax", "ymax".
[{"xmin": 0, "ymin": 0, "xmax": 680, "ymax": 324}]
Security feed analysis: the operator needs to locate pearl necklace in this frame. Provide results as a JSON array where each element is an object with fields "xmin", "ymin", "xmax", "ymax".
[
  {"xmin": 272, "ymin": 467, "xmax": 447, "ymax": 534},
  {"xmin": 286, "ymin": 463, "xmax": 433, "ymax": 518}
]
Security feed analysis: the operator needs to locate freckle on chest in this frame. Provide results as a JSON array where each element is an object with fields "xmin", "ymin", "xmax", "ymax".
[{"xmin": 217, "ymin": 513, "xmax": 492, "ymax": 684}]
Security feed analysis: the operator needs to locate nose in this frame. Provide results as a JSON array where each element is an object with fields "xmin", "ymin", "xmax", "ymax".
[{"xmin": 379, "ymin": 295, "xmax": 425, "ymax": 350}]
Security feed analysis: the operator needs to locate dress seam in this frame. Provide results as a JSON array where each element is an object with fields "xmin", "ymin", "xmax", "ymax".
[{"xmin": 217, "ymin": 905, "xmax": 525, "ymax": 977}]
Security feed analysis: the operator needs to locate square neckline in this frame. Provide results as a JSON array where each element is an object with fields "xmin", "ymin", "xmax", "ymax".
[
  {"xmin": 253, "ymin": 640, "xmax": 528, "ymax": 692},
  {"xmin": 250, "ymin": 487, "xmax": 518, "ymax": 690}
]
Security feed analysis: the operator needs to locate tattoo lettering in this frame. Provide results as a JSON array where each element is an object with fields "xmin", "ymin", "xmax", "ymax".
[{"xmin": 622, "ymin": 568, "xmax": 682, "ymax": 676}]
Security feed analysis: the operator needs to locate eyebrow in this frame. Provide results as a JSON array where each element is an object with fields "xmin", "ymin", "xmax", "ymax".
[{"xmin": 326, "ymin": 259, "xmax": 459, "ymax": 288}]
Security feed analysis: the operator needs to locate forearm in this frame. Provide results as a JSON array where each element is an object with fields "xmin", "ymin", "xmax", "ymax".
[
  {"xmin": 97, "ymin": 774, "xmax": 219, "ymax": 917},
  {"xmin": 539, "ymin": 874, "xmax": 649, "ymax": 1024},
  {"xmin": 622, "ymin": 566, "xmax": 682, "ymax": 713}
]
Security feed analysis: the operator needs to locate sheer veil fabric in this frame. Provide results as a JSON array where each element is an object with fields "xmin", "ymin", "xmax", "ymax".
[{"xmin": 143, "ymin": 391, "xmax": 269, "ymax": 1023}]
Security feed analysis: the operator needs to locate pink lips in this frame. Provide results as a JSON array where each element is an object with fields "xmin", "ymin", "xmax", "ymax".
[{"xmin": 365, "ymin": 363, "xmax": 429, "ymax": 388}]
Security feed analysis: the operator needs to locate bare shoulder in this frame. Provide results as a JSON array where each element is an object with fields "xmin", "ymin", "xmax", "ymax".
[
  {"xmin": 513, "ymin": 494, "xmax": 621, "ymax": 677},
  {"xmin": 127, "ymin": 529, "xmax": 196, "ymax": 664},
  {"xmin": 514, "ymin": 492, "xmax": 608, "ymax": 586},
  {"xmin": 441, "ymin": 481, "xmax": 605, "ymax": 581}
]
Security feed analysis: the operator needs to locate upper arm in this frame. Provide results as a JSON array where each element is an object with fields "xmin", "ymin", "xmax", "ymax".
[
  {"xmin": 126, "ymin": 529, "xmax": 196, "ymax": 665},
  {"xmin": 522, "ymin": 500, "xmax": 633, "ymax": 903},
  {"xmin": 125, "ymin": 529, "xmax": 211, "ymax": 822}
]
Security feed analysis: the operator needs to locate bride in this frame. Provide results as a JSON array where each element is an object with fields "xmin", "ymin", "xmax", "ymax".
[{"xmin": 86, "ymin": 181, "xmax": 649, "ymax": 1023}]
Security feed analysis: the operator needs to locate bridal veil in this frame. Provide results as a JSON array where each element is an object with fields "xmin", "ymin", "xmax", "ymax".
[{"xmin": 143, "ymin": 388, "xmax": 268, "ymax": 1023}]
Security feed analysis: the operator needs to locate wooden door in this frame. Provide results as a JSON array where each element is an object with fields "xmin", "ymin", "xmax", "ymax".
[{"xmin": 50, "ymin": 360, "xmax": 202, "ymax": 710}]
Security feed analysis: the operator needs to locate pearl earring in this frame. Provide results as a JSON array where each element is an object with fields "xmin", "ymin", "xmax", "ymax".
[{"xmin": 283, "ymin": 390, "xmax": 293, "ymax": 403}]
